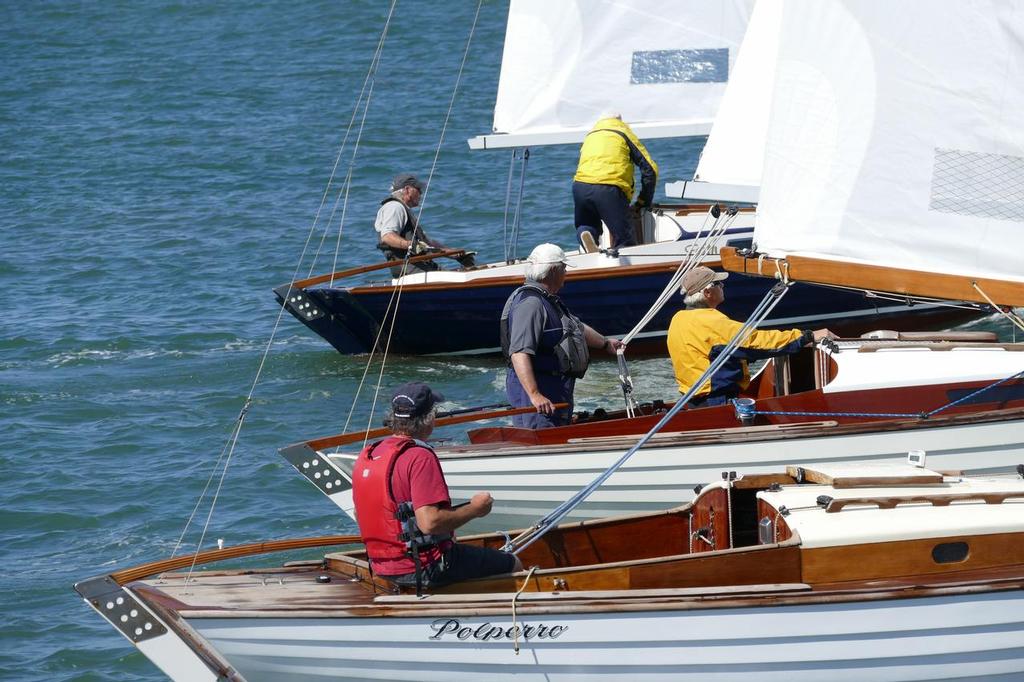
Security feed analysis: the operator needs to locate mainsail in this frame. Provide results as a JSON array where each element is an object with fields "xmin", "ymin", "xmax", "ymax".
[
  {"xmin": 724, "ymin": 0, "xmax": 1024, "ymax": 307},
  {"xmin": 468, "ymin": 0, "xmax": 754, "ymax": 149}
]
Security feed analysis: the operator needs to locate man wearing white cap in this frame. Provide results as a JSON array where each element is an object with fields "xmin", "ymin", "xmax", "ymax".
[
  {"xmin": 667, "ymin": 266, "xmax": 834, "ymax": 407},
  {"xmin": 499, "ymin": 243, "xmax": 623, "ymax": 428}
]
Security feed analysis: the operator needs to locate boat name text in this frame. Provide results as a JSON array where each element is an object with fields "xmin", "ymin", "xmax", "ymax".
[{"xmin": 428, "ymin": 618, "xmax": 568, "ymax": 641}]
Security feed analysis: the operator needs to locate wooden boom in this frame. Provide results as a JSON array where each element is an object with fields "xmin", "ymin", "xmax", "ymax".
[{"xmin": 720, "ymin": 246, "xmax": 1024, "ymax": 308}]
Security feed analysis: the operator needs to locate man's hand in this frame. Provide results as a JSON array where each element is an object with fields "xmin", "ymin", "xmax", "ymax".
[
  {"xmin": 468, "ymin": 492, "xmax": 494, "ymax": 518},
  {"xmin": 604, "ymin": 337, "xmax": 624, "ymax": 354},
  {"xmin": 812, "ymin": 328, "xmax": 837, "ymax": 342},
  {"xmin": 529, "ymin": 391, "xmax": 555, "ymax": 415}
]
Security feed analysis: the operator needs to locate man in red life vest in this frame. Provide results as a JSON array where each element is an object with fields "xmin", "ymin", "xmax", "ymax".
[{"xmin": 352, "ymin": 382, "xmax": 522, "ymax": 589}]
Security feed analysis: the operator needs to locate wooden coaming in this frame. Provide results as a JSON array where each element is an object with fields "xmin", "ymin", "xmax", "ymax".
[{"xmin": 801, "ymin": 531, "xmax": 1024, "ymax": 584}]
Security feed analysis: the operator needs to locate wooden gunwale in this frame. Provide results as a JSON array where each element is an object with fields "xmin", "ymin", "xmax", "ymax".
[
  {"xmin": 110, "ymin": 534, "xmax": 363, "ymax": 584},
  {"xmin": 371, "ymin": 405, "xmax": 1024, "ymax": 462},
  {"xmin": 306, "ymin": 403, "xmax": 569, "ymax": 450},
  {"xmin": 346, "ymin": 258, "xmax": 718, "ymax": 295},
  {"xmin": 134, "ymin": 568, "xmax": 1024, "ymax": 620},
  {"xmin": 720, "ymin": 246, "xmax": 1024, "ymax": 307},
  {"xmin": 287, "ymin": 248, "xmax": 470, "ymax": 289}
]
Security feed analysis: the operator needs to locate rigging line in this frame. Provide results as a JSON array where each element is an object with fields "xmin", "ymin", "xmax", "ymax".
[
  {"xmin": 169, "ymin": 4, "xmax": 400, "ymax": 555},
  {"xmin": 305, "ymin": 1, "xmax": 398, "ymax": 278},
  {"xmin": 509, "ymin": 283, "xmax": 792, "ymax": 555},
  {"xmin": 358, "ymin": 0, "xmax": 486, "ymax": 443},
  {"xmin": 339, "ymin": 280, "xmax": 406, "ymax": 440},
  {"xmin": 169, "ymin": 433, "xmax": 232, "ymax": 559},
  {"xmin": 972, "ymin": 281, "xmax": 1024, "ymax": 332},
  {"xmin": 410, "ymin": 0, "xmax": 484, "ymax": 230},
  {"xmin": 330, "ymin": 81, "xmax": 376, "ymax": 285},
  {"xmin": 620, "ymin": 207, "xmax": 734, "ymax": 346},
  {"xmin": 184, "ymin": 400, "xmax": 250, "ymax": 585},
  {"xmin": 502, "ymin": 149, "xmax": 517, "ymax": 262}
]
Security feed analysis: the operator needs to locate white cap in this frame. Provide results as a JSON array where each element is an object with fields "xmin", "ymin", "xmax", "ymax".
[{"xmin": 526, "ymin": 243, "xmax": 575, "ymax": 267}]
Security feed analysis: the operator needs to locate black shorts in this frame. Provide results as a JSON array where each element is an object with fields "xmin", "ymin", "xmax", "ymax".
[{"xmin": 388, "ymin": 543, "xmax": 517, "ymax": 588}]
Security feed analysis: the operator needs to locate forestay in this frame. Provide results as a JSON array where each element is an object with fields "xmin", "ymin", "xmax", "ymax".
[
  {"xmin": 468, "ymin": 0, "xmax": 754, "ymax": 149},
  {"xmin": 754, "ymin": 0, "xmax": 1024, "ymax": 289}
]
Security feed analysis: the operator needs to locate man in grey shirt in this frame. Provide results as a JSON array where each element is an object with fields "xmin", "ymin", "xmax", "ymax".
[
  {"xmin": 500, "ymin": 243, "xmax": 622, "ymax": 428},
  {"xmin": 375, "ymin": 173, "xmax": 475, "ymax": 277}
]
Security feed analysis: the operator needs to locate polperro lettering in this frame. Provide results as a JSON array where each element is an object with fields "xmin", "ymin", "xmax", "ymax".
[{"xmin": 428, "ymin": 618, "xmax": 568, "ymax": 641}]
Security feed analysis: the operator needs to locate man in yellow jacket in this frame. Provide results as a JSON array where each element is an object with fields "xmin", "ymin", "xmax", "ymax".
[
  {"xmin": 573, "ymin": 115, "xmax": 658, "ymax": 249},
  {"xmin": 667, "ymin": 266, "xmax": 835, "ymax": 407}
]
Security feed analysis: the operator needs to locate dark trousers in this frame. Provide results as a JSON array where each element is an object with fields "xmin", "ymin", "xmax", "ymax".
[
  {"xmin": 572, "ymin": 181, "xmax": 636, "ymax": 248},
  {"xmin": 506, "ymin": 370, "xmax": 573, "ymax": 428},
  {"xmin": 386, "ymin": 543, "xmax": 517, "ymax": 588}
]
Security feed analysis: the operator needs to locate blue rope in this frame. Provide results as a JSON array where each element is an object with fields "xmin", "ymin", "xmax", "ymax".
[{"xmin": 740, "ymin": 369, "xmax": 1024, "ymax": 421}]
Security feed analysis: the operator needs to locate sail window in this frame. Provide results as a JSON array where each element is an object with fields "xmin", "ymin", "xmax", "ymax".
[
  {"xmin": 931, "ymin": 541, "xmax": 969, "ymax": 564},
  {"xmin": 630, "ymin": 49, "xmax": 729, "ymax": 84},
  {"xmin": 929, "ymin": 148, "xmax": 1024, "ymax": 222}
]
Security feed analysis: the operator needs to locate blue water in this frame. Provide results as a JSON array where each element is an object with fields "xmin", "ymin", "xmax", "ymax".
[{"xmin": 1, "ymin": 2, "xmax": 1015, "ymax": 680}]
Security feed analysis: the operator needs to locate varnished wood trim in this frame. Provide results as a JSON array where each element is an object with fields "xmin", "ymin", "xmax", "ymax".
[
  {"xmin": 348, "ymin": 259, "xmax": 723, "ymax": 295},
  {"xmin": 286, "ymin": 249, "xmax": 470, "ymax": 289},
  {"xmin": 802, "ymin": 532, "xmax": 1024, "ymax": 583},
  {"xmin": 305, "ymin": 403, "xmax": 569, "ymax": 450},
  {"xmin": 826, "ymin": 491, "xmax": 1024, "ymax": 512},
  {"xmin": 720, "ymin": 247, "xmax": 1024, "ymax": 307},
  {"xmin": 111, "ymin": 535, "xmax": 363, "ymax": 584}
]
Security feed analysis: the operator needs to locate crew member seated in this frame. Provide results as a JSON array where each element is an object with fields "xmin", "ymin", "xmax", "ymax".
[
  {"xmin": 374, "ymin": 173, "xmax": 476, "ymax": 277},
  {"xmin": 351, "ymin": 381, "xmax": 521, "ymax": 589}
]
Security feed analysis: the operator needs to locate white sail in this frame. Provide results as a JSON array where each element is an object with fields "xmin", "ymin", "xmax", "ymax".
[
  {"xmin": 754, "ymin": 0, "xmax": 1024, "ymax": 288},
  {"xmin": 468, "ymin": 0, "xmax": 754, "ymax": 149},
  {"xmin": 667, "ymin": 0, "xmax": 782, "ymax": 203}
]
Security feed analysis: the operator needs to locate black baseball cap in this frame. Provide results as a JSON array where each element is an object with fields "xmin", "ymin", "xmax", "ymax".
[
  {"xmin": 391, "ymin": 173, "xmax": 425, "ymax": 192},
  {"xmin": 390, "ymin": 381, "xmax": 445, "ymax": 418}
]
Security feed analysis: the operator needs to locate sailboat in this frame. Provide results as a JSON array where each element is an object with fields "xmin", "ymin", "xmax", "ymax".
[
  {"xmin": 276, "ymin": 0, "xmax": 973, "ymax": 356},
  {"xmin": 76, "ymin": 459, "xmax": 1024, "ymax": 679},
  {"xmin": 77, "ymin": 1, "xmax": 1024, "ymax": 679},
  {"xmin": 281, "ymin": 0, "xmax": 1024, "ymax": 529}
]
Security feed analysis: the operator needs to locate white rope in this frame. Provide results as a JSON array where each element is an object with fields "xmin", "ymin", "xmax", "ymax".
[
  {"xmin": 613, "ymin": 206, "xmax": 737, "ymax": 413},
  {"xmin": 507, "ymin": 282, "xmax": 792, "ymax": 556},
  {"xmin": 169, "ymin": 3, "xmax": 399, "ymax": 563},
  {"xmin": 306, "ymin": 1, "xmax": 398, "ymax": 278},
  {"xmin": 972, "ymin": 281, "xmax": 1024, "ymax": 332},
  {"xmin": 620, "ymin": 206, "xmax": 737, "ymax": 346},
  {"xmin": 353, "ymin": 0, "xmax": 486, "ymax": 440},
  {"xmin": 511, "ymin": 565, "xmax": 538, "ymax": 654}
]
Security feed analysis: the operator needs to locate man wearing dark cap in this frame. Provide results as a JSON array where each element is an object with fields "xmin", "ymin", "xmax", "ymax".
[
  {"xmin": 667, "ymin": 266, "xmax": 835, "ymax": 407},
  {"xmin": 374, "ymin": 173, "xmax": 476, "ymax": 277},
  {"xmin": 351, "ymin": 381, "xmax": 521, "ymax": 589}
]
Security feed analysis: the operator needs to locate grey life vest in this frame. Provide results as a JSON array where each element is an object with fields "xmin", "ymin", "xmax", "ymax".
[{"xmin": 500, "ymin": 285, "xmax": 590, "ymax": 379}]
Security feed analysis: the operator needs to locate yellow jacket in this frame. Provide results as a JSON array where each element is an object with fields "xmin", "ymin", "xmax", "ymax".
[
  {"xmin": 573, "ymin": 118, "xmax": 659, "ymax": 206},
  {"xmin": 667, "ymin": 308, "xmax": 808, "ymax": 399}
]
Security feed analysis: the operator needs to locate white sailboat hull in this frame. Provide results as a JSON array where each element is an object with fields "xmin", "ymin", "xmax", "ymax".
[
  {"xmin": 329, "ymin": 415, "xmax": 1024, "ymax": 530},
  {"xmin": 188, "ymin": 590, "xmax": 1024, "ymax": 681}
]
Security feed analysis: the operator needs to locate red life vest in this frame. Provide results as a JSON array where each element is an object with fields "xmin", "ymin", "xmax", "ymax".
[{"xmin": 352, "ymin": 435, "xmax": 450, "ymax": 563}]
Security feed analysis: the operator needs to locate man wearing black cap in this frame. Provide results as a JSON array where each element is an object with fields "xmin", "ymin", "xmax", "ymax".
[
  {"xmin": 667, "ymin": 266, "xmax": 834, "ymax": 407},
  {"xmin": 351, "ymin": 381, "xmax": 521, "ymax": 589},
  {"xmin": 374, "ymin": 173, "xmax": 476, "ymax": 277}
]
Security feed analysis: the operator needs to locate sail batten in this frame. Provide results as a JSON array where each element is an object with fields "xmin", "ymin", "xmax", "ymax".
[
  {"xmin": 469, "ymin": 0, "xmax": 754, "ymax": 150},
  {"xmin": 741, "ymin": 0, "xmax": 1024, "ymax": 305}
]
